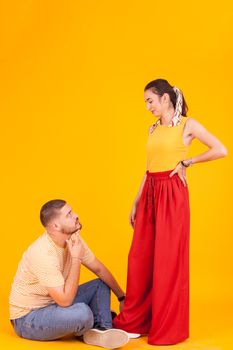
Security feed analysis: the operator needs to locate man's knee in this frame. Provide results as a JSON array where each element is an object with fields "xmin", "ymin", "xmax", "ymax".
[
  {"xmin": 95, "ymin": 278, "xmax": 110, "ymax": 292},
  {"xmin": 73, "ymin": 303, "xmax": 94, "ymax": 335}
]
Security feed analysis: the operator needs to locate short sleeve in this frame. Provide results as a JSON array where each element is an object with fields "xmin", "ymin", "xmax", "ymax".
[
  {"xmin": 28, "ymin": 250, "xmax": 65, "ymax": 288},
  {"xmin": 67, "ymin": 232, "xmax": 95, "ymax": 268}
]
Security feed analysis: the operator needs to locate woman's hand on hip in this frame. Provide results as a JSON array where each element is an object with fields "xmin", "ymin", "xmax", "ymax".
[{"xmin": 169, "ymin": 163, "xmax": 187, "ymax": 187}]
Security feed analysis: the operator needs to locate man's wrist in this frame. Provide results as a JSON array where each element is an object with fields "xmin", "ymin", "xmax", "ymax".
[
  {"xmin": 71, "ymin": 257, "xmax": 82, "ymax": 263},
  {"xmin": 118, "ymin": 295, "xmax": 125, "ymax": 302}
]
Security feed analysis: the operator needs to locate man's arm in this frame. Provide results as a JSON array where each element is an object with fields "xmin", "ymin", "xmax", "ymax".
[
  {"xmin": 87, "ymin": 257, "xmax": 125, "ymax": 301},
  {"xmin": 46, "ymin": 259, "xmax": 81, "ymax": 307},
  {"xmin": 46, "ymin": 236, "xmax": 84, "ymax": 307}
]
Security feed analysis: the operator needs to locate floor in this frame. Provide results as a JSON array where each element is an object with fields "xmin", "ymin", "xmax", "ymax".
[{"xmin": 1, "ymin": 300, "xmax": 232, "ymax": 350}]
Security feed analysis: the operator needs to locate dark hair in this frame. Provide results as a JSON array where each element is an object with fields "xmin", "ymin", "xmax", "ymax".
[
  {"xmin": 40, "ymin": 199, "xmax": 66, "ymax": 227},
  {"xmin": 144, "ymin": 78, "xmax": 188, "ymax": 116}
]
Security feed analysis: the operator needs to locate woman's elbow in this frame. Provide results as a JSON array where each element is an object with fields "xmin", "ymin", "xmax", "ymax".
[
  {"xmin": 220, "ymin": 145, "xmax": 228, "ymax": 157},
  {"xmin": 216, "ymin": 145, "xmax": 228, "ymax": 158}
]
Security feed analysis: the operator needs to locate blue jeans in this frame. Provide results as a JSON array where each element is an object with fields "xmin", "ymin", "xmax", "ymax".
[{"xmin": 12, "ymin": 279, "xmax": 112, "ymax": 340}]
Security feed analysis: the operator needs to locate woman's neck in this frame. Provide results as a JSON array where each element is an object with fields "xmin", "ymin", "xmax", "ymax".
[{"xmin": 160, "ymin": 107, "xmax": 175, "ymax": 125}]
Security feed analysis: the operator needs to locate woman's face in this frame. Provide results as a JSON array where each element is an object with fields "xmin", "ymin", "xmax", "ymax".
[{"xmin": 144, "ymin": 89, "xmax": 163, "ymax": 117}]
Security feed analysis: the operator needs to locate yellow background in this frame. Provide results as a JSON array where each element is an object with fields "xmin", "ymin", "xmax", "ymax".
[{"xmin": 0, "ymin": 0, "xmax": 232, "ymax": 349}]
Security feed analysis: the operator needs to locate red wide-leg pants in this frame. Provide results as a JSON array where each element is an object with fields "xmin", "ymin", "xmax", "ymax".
[{"xmin": 113, "ymin": 170, "xmax": 190, "ymax": 345}]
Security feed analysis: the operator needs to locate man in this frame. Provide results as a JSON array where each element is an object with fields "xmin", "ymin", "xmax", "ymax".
[{"xmin": 9, "ymin": 199, "xmax": 129, "ymax": 349}]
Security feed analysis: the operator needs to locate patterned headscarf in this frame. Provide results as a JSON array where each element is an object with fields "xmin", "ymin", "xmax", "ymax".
[
  {"xmin": 149, "ymin": 86, "xmax": 183, "ymax": 132},
  {"xmin": 170, "ymin": 87, "xmax": 183, "ymax": 126}
]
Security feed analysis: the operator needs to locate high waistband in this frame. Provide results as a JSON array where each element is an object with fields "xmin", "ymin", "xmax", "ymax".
[{"xmin": 146, "ymin": 170, "xmax": 176, "ymax": 180}]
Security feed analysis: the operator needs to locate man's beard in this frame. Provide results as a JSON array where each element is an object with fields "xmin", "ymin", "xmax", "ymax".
[{"xmin": 62, "ymin": 222, "xmax": 82, "ymax": 235}]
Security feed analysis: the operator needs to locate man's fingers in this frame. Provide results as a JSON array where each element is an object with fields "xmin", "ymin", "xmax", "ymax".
[
  {"xmin": 66, "ymin": 236, "xmax": 80, "ymax": 248},
  {"xmin": 66, "ymin": 239, "xmax": 72, "ymax": 251},
  {"xmin": 73, "ymin": 235, "xmax": 81, "ymax": 246}
]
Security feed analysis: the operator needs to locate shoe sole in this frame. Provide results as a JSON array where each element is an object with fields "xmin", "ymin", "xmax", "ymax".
[
  {"xmin": 126, "ymin": 332, "xmax": 141, "ymax": 339},
  {"xmin": 83, "ymin": 329, "xmax": 129, "ymax": 349}
]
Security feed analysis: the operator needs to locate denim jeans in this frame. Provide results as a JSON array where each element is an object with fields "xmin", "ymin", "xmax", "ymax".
[{"xmin": 12, "ymin": 278, "xmax": 112, "ymax": 340}]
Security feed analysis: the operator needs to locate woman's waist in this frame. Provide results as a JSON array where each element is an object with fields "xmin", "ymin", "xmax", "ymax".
[
  {"xmin": 146, "ymin": 169, "xmax": 175, "ymax": 180},
  {"xmin": 147, "ymin": 154, "xmax": 189, "ymax": 173}
]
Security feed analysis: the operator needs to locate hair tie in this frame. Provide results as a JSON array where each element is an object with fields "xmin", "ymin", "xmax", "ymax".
[{"xmin": 171, "ymin": 86, "xmax": 183, "ymax": 126}]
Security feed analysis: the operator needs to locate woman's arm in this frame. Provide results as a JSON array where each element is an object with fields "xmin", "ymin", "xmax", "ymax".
[
  {"xmin": 129, "ymin": 173, "xmax": 147, "ymax": 228},
  {"xmin": 183, "ymin": 118, "xmax": 227, "ymax": 165},
  {"xmin": 170, "ymin": 118, "xmax": 227, "ymax": 185},
  {"xmin": 133, "ymin": 173, "xmax": 147, "ymax": 205}
]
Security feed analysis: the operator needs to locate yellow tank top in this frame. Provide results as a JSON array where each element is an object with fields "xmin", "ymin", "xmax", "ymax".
[{"xmin": 147, "ymin": 116, "xmax": 190, "ymax": 172}]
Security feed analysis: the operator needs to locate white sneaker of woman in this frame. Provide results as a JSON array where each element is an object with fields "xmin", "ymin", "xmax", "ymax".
[{"xmin": 125, "ymin": 332, "xmax": 141, "ymax": 339}]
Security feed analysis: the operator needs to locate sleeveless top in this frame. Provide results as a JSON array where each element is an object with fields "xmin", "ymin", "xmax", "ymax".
[{"xmin": 147, "ymin": 116, "xmax": 190, "ymax": 172}]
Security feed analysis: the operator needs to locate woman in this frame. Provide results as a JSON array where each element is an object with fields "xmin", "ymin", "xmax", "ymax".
[{"xmin": 113, "ymin": 79, "xmax": 227, "ymax": 345}]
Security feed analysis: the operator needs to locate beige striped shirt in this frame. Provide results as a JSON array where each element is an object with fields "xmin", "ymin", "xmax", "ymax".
[{"xmin": 9, "ymin": 231, "xmax": 95, "ymax": 320}]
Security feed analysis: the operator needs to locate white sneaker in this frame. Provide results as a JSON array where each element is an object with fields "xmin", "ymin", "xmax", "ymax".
[
  {"xmin": 125, "ymin": 332, "xmax": 141, "ymax": 339},
  {"xmin": 83, "ymin": 328, "xmax": 129, "ymax": 349}
]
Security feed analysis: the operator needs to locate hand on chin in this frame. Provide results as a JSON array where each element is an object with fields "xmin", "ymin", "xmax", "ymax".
[{"xmin": 73, "ymin": 225, "xmax": 82, "ymax": 235}]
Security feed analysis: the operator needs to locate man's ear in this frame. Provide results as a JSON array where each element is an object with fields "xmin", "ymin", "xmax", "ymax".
[{"xmin": 48, "ymin": 221, "xmax": 60, "ymax": 231}]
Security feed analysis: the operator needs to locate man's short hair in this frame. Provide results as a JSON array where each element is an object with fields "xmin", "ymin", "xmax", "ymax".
[{"xmin": 40, "ymin": 199, "xmax": 66, "ymax": 227}]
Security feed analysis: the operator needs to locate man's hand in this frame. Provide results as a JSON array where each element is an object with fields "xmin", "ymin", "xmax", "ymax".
[
  {"xmin": 46, "ymin": 234, "xmax": 83, "ymax": 307},
  {"xmin": 119, "ymin": 300, "xmax": 125, "ymax": 312},
  {"xmin": 66, "ymin": 233, "xmax": 85, "ymax": 260}
]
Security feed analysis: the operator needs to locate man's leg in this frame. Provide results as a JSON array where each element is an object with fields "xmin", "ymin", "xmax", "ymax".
[
  {"xmin": 73, "ymin": 278, "xmax": 112, "ymax": 329},
  {"xmin": 73, "ymin": 279, "xmax": 129, "ymax": 349},
  {"xmin": 12, "ymin": 302, "xmax": 94, "ymax": 340},
  {"xmin": 12, "ymin": 279, "xmax": 129, "ymax": 348}
]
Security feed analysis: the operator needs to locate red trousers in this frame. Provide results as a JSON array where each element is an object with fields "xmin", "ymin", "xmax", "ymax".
[{"xmin": 113, "ymin": 170, "xmax": 190, "ymax": 345}]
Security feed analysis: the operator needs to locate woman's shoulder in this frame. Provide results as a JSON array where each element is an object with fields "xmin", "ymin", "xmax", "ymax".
[
  {"xmin": 183, "ymin": 116, "xmax": 206, "ymax": 134},
  {"xmin": 184, "ymin": 116, "xmax": 203, "ymax": 127}
]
